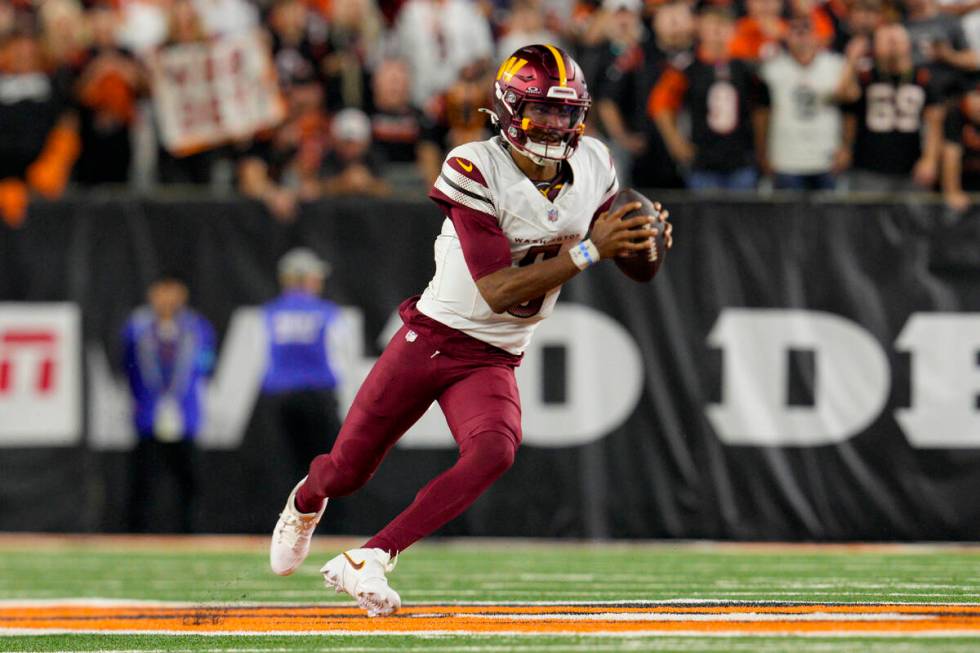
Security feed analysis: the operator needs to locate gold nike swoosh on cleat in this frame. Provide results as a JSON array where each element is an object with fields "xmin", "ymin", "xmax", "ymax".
[
  {"xmin": 343, "ymin": 552, "xmax": 366, "ymax": 570},
  {"xmin": 456, "ymin": 158, "xmax": 473, "ymax": 172}
]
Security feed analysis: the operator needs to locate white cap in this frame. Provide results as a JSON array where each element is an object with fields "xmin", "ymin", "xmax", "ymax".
[
  {"xmin": 603, "ymin": 0, "xmax": 641, "ymax": 11},
  {"xmin": 278, "ymin": 248, "xmax": 331, "ymax": 280},
  {"xmin": 331, "ymin": 108, "xmax": 371, "ymax": 143}
]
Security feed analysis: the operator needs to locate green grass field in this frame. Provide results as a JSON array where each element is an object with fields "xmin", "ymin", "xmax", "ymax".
[{"xmin": 0, "ymin": 536, "xmax": 978, "ymax": 652}]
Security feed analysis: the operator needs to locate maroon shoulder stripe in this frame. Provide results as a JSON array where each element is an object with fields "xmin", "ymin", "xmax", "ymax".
[{"xmin": 446, "ymin": 156, "xmax": 489, "ymax": 186}]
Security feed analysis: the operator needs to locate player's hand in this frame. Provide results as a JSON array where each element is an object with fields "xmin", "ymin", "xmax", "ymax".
[
  {"xmin": 655, "ymin": 202, "xmax": 673, "ymax": 250},
  {"xmin": 590, "ymin": 201, "xmax": 658, "ymax": 259}
]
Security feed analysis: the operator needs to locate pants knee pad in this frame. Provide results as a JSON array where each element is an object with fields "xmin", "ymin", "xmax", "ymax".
[
  {"xmin": 314, "ymin": 454, "xmax": 372, "ymax": 497},
  {"xmin": 462, "ymin": 430, "xmax": 517, "ymax": 477}
]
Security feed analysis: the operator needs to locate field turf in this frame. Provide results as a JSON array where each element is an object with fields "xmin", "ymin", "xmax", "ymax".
[{"xmin": 0, "ymin": 535, "xmax": 978, "ymax": 652}]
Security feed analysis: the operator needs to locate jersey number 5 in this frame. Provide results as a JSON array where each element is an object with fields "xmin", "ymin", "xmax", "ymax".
[{"xmin": 507, "ymin": 244, "xmax": 563, "ymax": 318}]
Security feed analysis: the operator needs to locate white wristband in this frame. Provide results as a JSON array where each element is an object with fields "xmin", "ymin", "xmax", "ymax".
[{"xmin": 569, "ymin": 239, "xmax": 600, "ymax": 270}]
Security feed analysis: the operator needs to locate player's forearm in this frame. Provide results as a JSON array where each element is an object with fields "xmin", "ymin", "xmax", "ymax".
[{"xmin": 476, "ymin": 253, "xmax": 582, "ymax": 314}]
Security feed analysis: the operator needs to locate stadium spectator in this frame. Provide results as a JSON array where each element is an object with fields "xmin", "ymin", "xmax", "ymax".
[
  {"xmin": 942, "ymin": 76, "xmax": 980, "ymax": 210},
  {"xmin": 321, "ymin": 107, "xmax": 391, "ymax": 196},
  {"xmin": 787, "ymin": 0, "xmax": 837, "ymax": 46},
  {"xmin": 38, "ymin": 0, "xmax": 89, "ymax": 74},
  {"xmin": 268, "ymin": 0, "xmax": 327, "ymax": 101},
  {"xmin": 0, "ymin": 24, "xmax": 79, "ymax": 227},
  {"xmin": 73, "ymin": 4, "xmax": 146, "ymax": 185},
  {"xmin": 394, "ymin": 0, "xmax": 495, "ymax": 108},
  {"xmin": 122, "ymin": 272, "xmax": 216, "ymax": 533},
  {"xmin": 233, "ymin": 0, "xmax": 337, "ymax": 217},
  {"xmin": 368, "ymin": 58, "xmax": 442, "ymax": 187},
  {"xmin": 731, "ymin": 0, "xmax": 787, "ymax": 60},
  {"xmin": 155, "ymin": 0, "xmax": 216, "ymax": 185},
  {"xmin": 595, "ymin": 0, "xmax": 693, "ymax": 188},
  {"xmin": 236, "ymin": 105, "xmax": 332, "ymax": 221},
  {"xmin": 587, "ymin": 0, "xmax": 646, "ymax": 182},
  {"xmin": 650, "ymin": 4, "xmax": 765, "ymax": 190},
  {"xmin": 235, "ymin": 25, "xmax": 332, "ymax": 226},
  {"xmin": 652, "ymin": 2, "xmax": 697, "ymax": 63},
  {"xmin": 939, "ymin": 0, "xmax": 980, "ymax": 55},
  {"xmin": 318, "ymin": 0, "xmax": 386, "ymax": 111},
  {"xmin": 757, "ymin": 17, "xmax": 849, "ymax": 189},
  {"xmin": 838, "ymin": 23, "xmax": 945, "ymax": 191},
  {"xmin": 258, "ymin": 249, "xmax": 345, "ymax": 486},
  {"xmin": 574, "ymin": 0, "xmax": 618, "ymax": 53},
  {"xmin": 904, "ymin": 0, "xmax": 977, "ymax": 95},
  {"xmin": 830, "ymin": 0, "xmax": 883, "ymax": 54},
  {"xmin": 497, "ymin": 0, "xmax": 565, "ymax": 61},
  {"xmin": 419, "ymin": 59, "xmax": 494, "ymax": 181}
]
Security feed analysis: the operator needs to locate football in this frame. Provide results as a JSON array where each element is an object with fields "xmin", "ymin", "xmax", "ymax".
[{"xmin": 611, "ymin": 188, "xmax": 666, "ymax": 283}]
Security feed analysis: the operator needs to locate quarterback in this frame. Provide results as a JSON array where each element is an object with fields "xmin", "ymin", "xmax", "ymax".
[{"xmin": 270, "ymin": 44, "xmax": 672, "ymax": 617}]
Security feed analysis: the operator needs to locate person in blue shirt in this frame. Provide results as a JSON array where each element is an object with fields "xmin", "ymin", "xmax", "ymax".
[
  {"xmin": 260, "ymin": 248, "xmax": 344, "ymax": 482},
  {"xmin": 122, "ymin": 272, "xmax": 215, "ymax": 533}
]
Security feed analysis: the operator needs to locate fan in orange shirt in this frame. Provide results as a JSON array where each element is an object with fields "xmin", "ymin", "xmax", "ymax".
[
  {"xmin": 0, "ymin": 29, "xmax": 80, "ymax": 228},
  {"xmin": 730, "ymin": 0, "xmax": 834, "ymax": 60}
]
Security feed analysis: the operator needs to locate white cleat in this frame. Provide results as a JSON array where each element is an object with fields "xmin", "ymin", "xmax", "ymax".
[
  {"xmin": 321, "ymin": 547, "xmax": 401, "ymax": 617},
  {"xmin": 270, "ymin": 476, "xmax": 327, "ymax": 576}
]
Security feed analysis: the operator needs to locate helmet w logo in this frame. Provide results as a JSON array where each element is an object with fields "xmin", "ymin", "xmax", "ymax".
[{"xmin": 496, "ymin": 57, "xmax": 529, "ymax": 83}]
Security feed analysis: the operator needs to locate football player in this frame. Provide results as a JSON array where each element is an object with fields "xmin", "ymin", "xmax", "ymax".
[{"xmin": 269, "ymin": 44, "xmax": 673, "ymax": 617}]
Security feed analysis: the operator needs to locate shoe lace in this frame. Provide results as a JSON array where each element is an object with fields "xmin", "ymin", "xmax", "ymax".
[{"xmin": 276, "ymin": 511, "xmax": 316, "ymax": 547}]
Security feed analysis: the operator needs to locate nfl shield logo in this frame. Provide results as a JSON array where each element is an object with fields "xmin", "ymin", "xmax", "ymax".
[{"xmin": 547, "ymin": 208, "xmax": 559, "ymax": 222}]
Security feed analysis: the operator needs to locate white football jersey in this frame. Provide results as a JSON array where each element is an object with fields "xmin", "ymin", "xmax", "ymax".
[
  {"xmin": 760, "ymin": 51, "xmax": 845, "ymax": 174},
  {"xmin": 419, "ymin": 135, "xmax": 618, "ymax": 355}
]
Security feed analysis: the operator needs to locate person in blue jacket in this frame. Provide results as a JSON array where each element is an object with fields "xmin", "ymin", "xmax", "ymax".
[
  {"xmin": 260, "ymin": 248, "xmax": 344, "ymax": 480},
  {"xmin": 122, "ymin": 272, "xmax": 215, "ymax": 533}
]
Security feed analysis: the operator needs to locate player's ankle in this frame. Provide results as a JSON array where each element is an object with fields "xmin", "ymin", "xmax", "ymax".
[
  {"xmin": 294, "ymin": 485, "xmax": 323, "ymax": 515},
  {"xmin": 362, "ymin": 538, "xmax": 398, "ymax": 559}
]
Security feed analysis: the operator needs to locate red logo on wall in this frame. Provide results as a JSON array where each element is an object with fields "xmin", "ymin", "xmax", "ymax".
[{"xmin": 0, "ymin": 329, "xmax": 57, "ymax": 396}]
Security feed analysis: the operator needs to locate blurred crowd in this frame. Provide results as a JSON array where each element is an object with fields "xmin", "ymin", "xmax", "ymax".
[{"xmin": 2, "ymin": 0, "xmax": 980, "ymax": 225}]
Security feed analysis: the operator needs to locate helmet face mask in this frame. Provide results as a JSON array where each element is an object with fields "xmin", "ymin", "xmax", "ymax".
[{"xmin": 490, "ymin": 45, "xmax": 591, "ymax": 165}]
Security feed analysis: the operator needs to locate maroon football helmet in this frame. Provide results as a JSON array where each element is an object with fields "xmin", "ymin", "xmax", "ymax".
[{"xmin": 488, "ymin": 44, "xmax": 591, "ymax": 164}]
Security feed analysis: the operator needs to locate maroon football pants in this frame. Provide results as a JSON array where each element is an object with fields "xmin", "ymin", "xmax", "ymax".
[{"xmin": 296, "ymin": 321, "xmax": 522, "ymax": 555}]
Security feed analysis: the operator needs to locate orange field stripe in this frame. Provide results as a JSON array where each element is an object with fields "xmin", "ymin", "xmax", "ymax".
[
  {"xmin": 3, "ymin": 604, "xmax": 980, "ymax": 635},
  {"xmin": 5, "ymin": 605, "xmax": 980, "ymax": 614}
]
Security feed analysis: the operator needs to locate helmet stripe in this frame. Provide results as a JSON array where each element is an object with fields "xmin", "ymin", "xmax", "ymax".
[
  {"xmin": 496, "ymin": 56, "xmax": 528, "ymax": 82},
  {"xmin": 495, "ymin": 57, "xmax": 514, "ymax": 81},
  {"xmin": 544, "ymin": 44, "xmax": 567, "ymax": 87}
]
